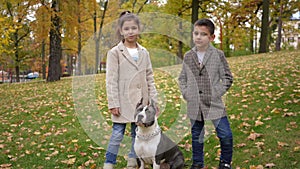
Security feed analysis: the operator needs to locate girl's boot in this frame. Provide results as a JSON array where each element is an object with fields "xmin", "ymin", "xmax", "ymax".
[{"xmin": 103, "ymin": 163, "xmax": 114, "ymax": 169}]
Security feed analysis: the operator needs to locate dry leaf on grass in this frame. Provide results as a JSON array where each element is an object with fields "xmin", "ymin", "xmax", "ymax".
[
  {"xmin": 248, "ymin": 132, "xmax": 263, "ymax": 141},
  {"xmin": 61, "ymin": 157, "xmax": 76, "ymax": 165},
  {"xmin": 265, "ymin": 163, "xmax": 276, "ymax": 168}
]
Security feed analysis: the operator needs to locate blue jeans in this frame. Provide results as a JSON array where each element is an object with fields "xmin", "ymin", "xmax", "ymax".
[
  {"xmin": 105, "ymin": 123, "xmax": 137, "ymax": 164},
  {"xmin": 190, "ymin": 116, "xmax": 233, "ymax": 167}
]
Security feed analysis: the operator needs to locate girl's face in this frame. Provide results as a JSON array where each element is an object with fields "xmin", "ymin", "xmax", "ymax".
[
  {"xmin": 120, "ymin": 20, "xmax": 139, "ymax": 44},
  {"xmin": 193, "ymin": 25, "xmax": 215, "ymax": 51}
]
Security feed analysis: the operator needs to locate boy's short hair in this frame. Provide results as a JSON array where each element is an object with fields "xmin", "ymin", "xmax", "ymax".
[{"xmin": 194, "ymin": 19, "xmax": 215, "ymax": 35}]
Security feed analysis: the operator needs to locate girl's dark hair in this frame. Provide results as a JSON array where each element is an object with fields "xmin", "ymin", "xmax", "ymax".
[
  {"xmin": 194, "ymin": 18, "xmax": 215, "ymax": 35},
  {"xmin": 116, "ymin": 11, "xmax": 141, "ymax": 41},
  {"xmin": 119, "ymin": 11, "xmax": 131, "ymax": 18}
]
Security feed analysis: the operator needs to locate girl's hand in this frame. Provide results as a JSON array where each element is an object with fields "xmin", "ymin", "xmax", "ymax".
[{"xmin": 110, "ymin": 108, "xmax": 121, "ymax": 117}]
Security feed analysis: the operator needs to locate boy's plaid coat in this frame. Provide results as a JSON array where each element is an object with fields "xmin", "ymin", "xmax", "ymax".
[{"xmin": 178, "ymin": 44, "xmax": 233, "ymax": 121}]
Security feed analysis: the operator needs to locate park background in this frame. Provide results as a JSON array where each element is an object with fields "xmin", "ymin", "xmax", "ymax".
[{"xmin": 0, "ymin": 0, "xmax": 299, "ymax": 169}]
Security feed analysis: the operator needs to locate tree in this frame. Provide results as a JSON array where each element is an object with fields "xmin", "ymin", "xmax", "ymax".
[
  {"xmin": 272, "ymin": 0, "xmax": 300, "ymax": 51},
  {"xmin": 163, "ymin": 0, "xmax": 192, "ymax": 62},
  {"xmin": 258, "ymin": 0, "xmax": 269, "ymax": 53},
  {"xmin": 47, "ymin": 0, "xmax": 62, "ymax": 81},
  {"xmin": 3, "ymin": 1, "xmax": 33, "ymax": 82},
  {"xmin": 95, "ymin": 0, "xmax": 108, "ymax": 74},
  {"xmin": 275, "ymin": 0, "xmax": 283, "ymax": 51},
  {"xmin": 32, "ymin": 1, "xmax": 51, "ymax": 79},
  {"xmin": 191, "ymin": 0, "xmax": 199, "ymax": 47}
]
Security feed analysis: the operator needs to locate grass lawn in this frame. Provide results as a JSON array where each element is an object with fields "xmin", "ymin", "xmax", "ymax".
[{"xmin": 0, "ymin": 50, "xmax": 299, "ymax": 169}]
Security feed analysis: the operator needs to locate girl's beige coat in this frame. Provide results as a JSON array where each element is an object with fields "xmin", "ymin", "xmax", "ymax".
[{"xmin": 106, "ymin": 42, "xmax": 157, "ymax": 123}]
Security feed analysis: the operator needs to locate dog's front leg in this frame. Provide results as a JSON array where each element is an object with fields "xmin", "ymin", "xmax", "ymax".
[
  {"xmin": 138, "ymin": 160, "xmax": 145, "ymax": 169},
  {"xmin": 153, "ymin": 162, "xmax": 160, "ymax": 169}
]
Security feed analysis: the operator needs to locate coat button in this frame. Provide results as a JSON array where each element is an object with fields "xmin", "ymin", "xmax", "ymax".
[{"xmin": 199, "ymin": 91, "xmax": 203, "ymax": 94}]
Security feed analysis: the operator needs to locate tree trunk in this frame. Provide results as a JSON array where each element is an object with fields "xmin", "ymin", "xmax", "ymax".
[
  {"xmin": 217, "ymin": 17, "xmax": 223, "ymax": 50},
  {"xmin": 93, "ymin": 1, "xmax": 98, "ymax": 74},
  {"xmin": 258, "ymin": 0, "xmax": 269, "ymax": 53},
  {"xmin": 14, "ymin": 31, "xmax": 20, "ymax": 82},
  {"xmin": 250, "ymin": 25, "xmax": 254, "ymax": 53},
  {"xmin": 41, "ymin": 39, "xmax": 46, "ymax": 79},
  {"xmin": 177, "ymin": 16, "xmax": 184, "ymax": 63},
  {"xmin": 95, "ymin": 0, "xmax": 108, "ymax": 74},
  {"xmin": 77, "ymin": 0, "xmax": 82, "ymax": 75},
  {"xmin": 178, "ymin": 41, "xmax": 183, "ymax": 63},
  {"xmin": 275, "ymin": 1, "xmax": 283, "ymax": 51},
  {"xmin": 47, "ymin": 0, "xmax": 62, "ymax": 82},
  {"xmin": 191, "ymin": 0, "xmax": 199, "ymax": 47}
]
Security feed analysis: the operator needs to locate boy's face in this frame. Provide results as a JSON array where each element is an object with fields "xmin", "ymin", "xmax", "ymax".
[{"xmin": 193, "ymin": 25, "xmax": 215, "ymax": 51}]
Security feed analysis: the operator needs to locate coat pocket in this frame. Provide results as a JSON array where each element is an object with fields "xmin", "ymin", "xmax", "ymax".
[{"xmin": 213, "ymin": 83, "xmax": 225, "ymax": 98}]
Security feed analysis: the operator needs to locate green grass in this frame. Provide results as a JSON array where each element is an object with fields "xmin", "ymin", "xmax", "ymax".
[{"xmin": 0, "ymin": 50, "xmax": 299, "ymax": 169}]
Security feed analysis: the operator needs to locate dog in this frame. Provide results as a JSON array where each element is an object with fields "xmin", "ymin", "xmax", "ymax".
[{"xmin": 134, "ymin": 98, "xmax": 185, "ymax": 169}]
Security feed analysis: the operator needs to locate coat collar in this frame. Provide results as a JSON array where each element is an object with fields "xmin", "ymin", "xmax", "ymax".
[
  {"xmin": 117, "ymin": 41, "xmax": 145, "ymax": 68},
  {"xmin": 191, "ymin": 44, "xmax": 215, "ymax": 70}
]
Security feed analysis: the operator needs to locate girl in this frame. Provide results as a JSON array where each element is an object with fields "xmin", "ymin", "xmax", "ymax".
[{"xmin": 104, "ymin": 11, "xmax": 158, "ymax": 169}]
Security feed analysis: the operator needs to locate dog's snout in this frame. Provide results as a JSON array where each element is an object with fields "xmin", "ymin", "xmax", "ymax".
[{"xmin": 137, "ymin": 115, "xmax": 144, "ymax": 122}]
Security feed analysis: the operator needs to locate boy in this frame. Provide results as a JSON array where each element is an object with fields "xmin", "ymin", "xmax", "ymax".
[{"xmin": 178, "ymin": 19, "xmax": 233, "ymax": 169}]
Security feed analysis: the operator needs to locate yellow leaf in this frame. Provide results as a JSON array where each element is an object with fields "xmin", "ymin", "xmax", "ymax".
[
  {"xmin": 256, "ymin": 165, "xmax": 264, "ymax": 169},
  {"xmin": 271, "ymin": 108, "xmax": 280, "ymax": 114},
  {"xmin": 61, "ymin": 158, "xmax": 76, "ymax": 165},
  {"xmin": 255, "ymin": 120, "xmax": 264, "ymax": 126},
  {"xmin": 34, "ymin": 131, "xmax": 41, "ymax": 135},
  {"xmin": 293, "ymin": 146, "xmax": 300, "ymax": 152}
]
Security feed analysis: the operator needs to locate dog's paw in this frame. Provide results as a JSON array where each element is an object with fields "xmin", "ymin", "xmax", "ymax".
[{"xmin": 160, "ymin": 162, "xmax": 170, "ymax": 169}]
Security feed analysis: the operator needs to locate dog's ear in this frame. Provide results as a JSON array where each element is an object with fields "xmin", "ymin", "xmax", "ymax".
[
  {"xmin": 136, "ymin": 98, "xmax": 143, "ymax": 109},
  {"xmin": 149, "ymin": 98, "xmax": 156, "ymax": 108}
]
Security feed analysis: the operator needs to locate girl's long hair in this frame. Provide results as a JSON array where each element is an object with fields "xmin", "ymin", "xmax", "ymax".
[{"xmin": 116, "ymin": 11, "xmax": 141, "ymax": 42}]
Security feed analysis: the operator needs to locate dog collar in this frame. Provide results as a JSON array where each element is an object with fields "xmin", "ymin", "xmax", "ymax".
[{"xmin": 136, "ymin": 127, "xmax": 161, "ymax": 141}]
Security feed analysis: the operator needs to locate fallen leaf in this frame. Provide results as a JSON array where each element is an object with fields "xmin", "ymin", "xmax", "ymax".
[
  {"xmin": 61, "ymin": 157, "xmax": 76, "ymax": 165},
  {"xmin": 255, "ymin": 120, "xmax": 264, "ymax": 126},
  {"xmin": 283, "ymin": 112, "xmax": 295, "ymax": 117},
  {"xmin": 265, "ymin": 163, "xmax": 276, "ymax": 168},
  {"xmin": 0, "ymin": 164, "xmax": 12, "ymax": 168},
  {"xmin": 271, "ymin": 108, "xmax": 280, "ymax": 114},
  {"xmin": 248, "ymin": 132, "xmax": 263, "ymax": 141},
  {"xmin": 293, "ymin": 146, "xmax": 300, "ymax": 152},
  {"xmin": 256, "ymin": 165, "xmax": 264, "ymax": 169},
  {"xmin": 0, "ymin": 144, "xmax": 5, "ymax": 149},
  {"xmin": 236, "ymin": 143, "xmax": 247, "ymax": 148},
  {"xmin": 241, "ymin": 122, "xmax": 251, "ymax": 127},
  {"xmin": 277, "ymin": 141, "xmax": 289, "ymax": 147}
]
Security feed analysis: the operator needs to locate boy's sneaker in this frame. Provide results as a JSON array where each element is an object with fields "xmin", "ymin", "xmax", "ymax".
[
  {"xmin": 219, "ymin": 160, "xmax": 231, "ymax": 169},
  {"xmin": 190, "ymin": 164, "xmax": 207, "ymax": 169}
]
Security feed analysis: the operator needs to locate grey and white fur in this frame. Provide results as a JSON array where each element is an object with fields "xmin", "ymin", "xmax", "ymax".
[{"xmin": 134, "ymin": 98, "xmax": 185, "ymax": 169}]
